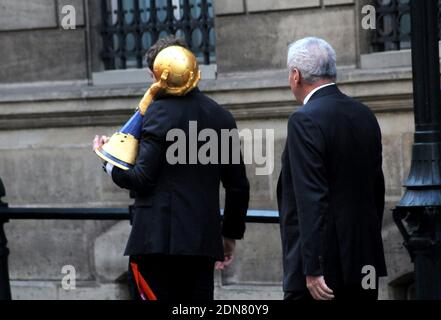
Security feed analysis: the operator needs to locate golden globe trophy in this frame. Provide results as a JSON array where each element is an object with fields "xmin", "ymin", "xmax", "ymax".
[{"xmin": 95, "ymin": 46, "xmax": 201, "ymax": 170}]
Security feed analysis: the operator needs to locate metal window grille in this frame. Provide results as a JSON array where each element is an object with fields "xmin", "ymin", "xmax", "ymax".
[
  {"xmin": 373, "ymin": 0, "xmax": 441, "ymax": 51},
  {"xmin": 101, "ymin": 0, "xmax": 215, "ymax": 70}
]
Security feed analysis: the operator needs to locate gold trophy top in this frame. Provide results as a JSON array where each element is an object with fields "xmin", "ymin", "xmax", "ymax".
[
  {"xmin": 138, "ymin": 45, "xmax": 201, "ymax": 115},
  {"xmin": 152, "ymin": 45, "xmax": 201, "ymax": 96}
]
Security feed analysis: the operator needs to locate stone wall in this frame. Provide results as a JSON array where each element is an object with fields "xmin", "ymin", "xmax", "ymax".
[
  {"xmin": 0, "ymin": 0, "xmax": 88, "ymax": 83},
  {"xmin": 0, "ymin": 0, "xmax": 374, "ymax": 82},
  {"xmin": 214, "ymin": 0, "xmax": 360, "ymax": 73}
]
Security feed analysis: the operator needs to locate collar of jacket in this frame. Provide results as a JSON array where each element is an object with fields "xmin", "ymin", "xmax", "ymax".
[{"xmin": 306, "ymin": 83, "xmax": 341, "ymax": 104}]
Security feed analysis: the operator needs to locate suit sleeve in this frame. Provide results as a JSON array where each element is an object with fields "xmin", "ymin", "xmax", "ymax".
[
  {"xmin": 287, "ymin": 112, "xmax": 329, "ymax": 276},
  {"xmin": 375, "ymin": 126, "xmax": 385, "ymax": 225},
  {"xmin": 220, "ymin": 119, "xmax": 250, "ymax": 240},
  {"xmin": 111, "ymin": 101, "xmax": 170, "ymax": 191}
]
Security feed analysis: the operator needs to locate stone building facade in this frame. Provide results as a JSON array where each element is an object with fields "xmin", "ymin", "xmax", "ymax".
[{"xmin": 0, "ymin": 0, "xmax": 415, "ymax": 299}]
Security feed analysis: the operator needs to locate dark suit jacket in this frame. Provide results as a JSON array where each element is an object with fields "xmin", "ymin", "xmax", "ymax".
[
  {"xmin": 111, "ymin": 88, "xmax": 250, "ymax": 260},
  {"xmin": 277, "ymin": 84, "xmax": 387, "ymax": 292}
]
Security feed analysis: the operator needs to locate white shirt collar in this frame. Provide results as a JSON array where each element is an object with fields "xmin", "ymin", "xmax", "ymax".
[{"xmin": 303, "ymin": 83, "xmax": 336, "ymax": 105}]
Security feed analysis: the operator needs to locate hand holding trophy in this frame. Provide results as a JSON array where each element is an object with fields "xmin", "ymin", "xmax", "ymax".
[{"xmin": 94, "ymin": 45, "xmax": 201, "ymax": 170}]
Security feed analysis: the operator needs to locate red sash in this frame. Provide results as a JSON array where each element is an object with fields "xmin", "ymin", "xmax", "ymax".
[{"xmin": 130, "ymin": 262, "xmax": 157, "ymax": 300}]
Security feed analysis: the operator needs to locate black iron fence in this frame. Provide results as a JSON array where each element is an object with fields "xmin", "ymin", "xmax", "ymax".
[
  {"xmin": 101, "ymin": 0, "xmax": 215, "ymax": 70},
  {"xmin": 373, "ymin": 0, "xmax": 441, "ymax": 51},
  {"xmin": 0, "ymin": 178, "xmax": 278, "ymax": 300}
]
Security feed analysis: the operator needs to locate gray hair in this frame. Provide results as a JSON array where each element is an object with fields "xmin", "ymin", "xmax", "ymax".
[{"xmin": 287, "ymin": 37, "xmax": 337, "ymax": 84}]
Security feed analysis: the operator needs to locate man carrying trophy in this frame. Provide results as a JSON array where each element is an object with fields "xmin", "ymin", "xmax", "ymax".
[{"xmin": 92, "ymin": 36, "xmax": 250, "ymax": 300}]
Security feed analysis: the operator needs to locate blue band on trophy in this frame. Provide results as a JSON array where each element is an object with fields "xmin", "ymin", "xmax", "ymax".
[{"xmin": 99, "ymin": 149, "xmax": 133, "ymax": 169}]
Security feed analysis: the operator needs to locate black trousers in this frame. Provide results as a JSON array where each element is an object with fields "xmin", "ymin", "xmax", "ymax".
[{"xmin": 128, "ymin": 254, "xmax": 215, "ymax": 301}]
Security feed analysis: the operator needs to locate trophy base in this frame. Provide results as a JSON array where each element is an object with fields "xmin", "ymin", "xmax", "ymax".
[{"xmin": 94, "ymin": 132, "xmax": 139, "ymax": 171}]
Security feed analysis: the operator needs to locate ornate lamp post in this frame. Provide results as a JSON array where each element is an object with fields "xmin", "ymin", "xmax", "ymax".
[{"xmin": 393, "ymin": 0, "xmax": 441, "ymax": 300}]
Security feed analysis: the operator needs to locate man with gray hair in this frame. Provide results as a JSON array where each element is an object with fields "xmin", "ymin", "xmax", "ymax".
[{"xmin": 277, "ymin": 37, "xmax": 387, "ymax": 300}]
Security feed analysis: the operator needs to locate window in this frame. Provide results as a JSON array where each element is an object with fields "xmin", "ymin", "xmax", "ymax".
[
  {"xmin": 101, "ymin": 0, "xmax": 215, "ymax": 70},
  {"xmin": 373, "ymin": 0, "xmax": 411, "ymax": 51},
  {"xmin": 373, "ymin": 0, "xmax": 441, "ymax": 52}
]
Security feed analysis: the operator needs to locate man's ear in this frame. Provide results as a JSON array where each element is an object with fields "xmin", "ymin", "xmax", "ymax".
[{"xmin": 293, "ymin": 69, "xmax": 301, "ymax": 86}]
